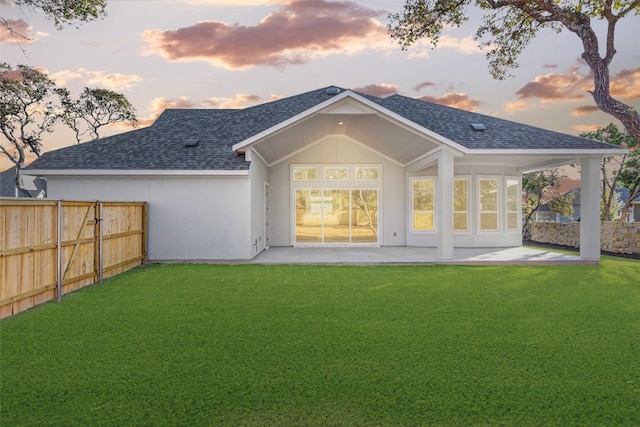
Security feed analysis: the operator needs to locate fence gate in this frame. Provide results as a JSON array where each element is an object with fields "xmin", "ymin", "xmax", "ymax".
[
  {"xmin": 0, "ymin": 199, "xmax": 147, "ymax": 318},
  {"xmin": 59, "ymin": 202, "xmax": 101, "ymax": 297}
]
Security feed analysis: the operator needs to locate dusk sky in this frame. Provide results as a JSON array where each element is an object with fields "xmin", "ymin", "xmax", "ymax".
[{"xmin": 1, "ymin": 0, "xmax": 639, "ymax": 172}]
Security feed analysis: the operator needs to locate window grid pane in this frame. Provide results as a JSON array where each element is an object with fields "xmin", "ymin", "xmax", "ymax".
[
  {"xmin": 355, "ymin": 167, "xmax": 379, "ymax": 181},
  {"xmin": 453, "ymin": 179, "xmax": 468, "ymax": 231},
  {"xmin": 480, "ymin": 178, "xmax": 499, "ymax": 231},
  {"xmin": 413, "ymin": 179, "xmax": 435, "ymax": 231},
  {"xmin": 324, "ymin": 167, "xmax": 349, "ymax": 181},
  {"xmin": 293, "ymin": 167, "xmax": 318, "ymax": 181},
  {"xmin": 506, "ymin": 179, "xmax": 519, "ymax": 230}
]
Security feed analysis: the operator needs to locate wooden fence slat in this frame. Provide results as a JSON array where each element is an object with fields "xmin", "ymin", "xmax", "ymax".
[
  {"xmin": 103, "ymin": 229, "xmax": 143, "ymax": 241},
  {"xmin": 1, "ymin": 242, "xmax": 58, "ymax": 257},
  {"xmin": 0, "ymin": 283, "xmax": 57, "ymax": 307},
  {"xmin": 0, "ymin": 198, "xmax": 147, "ymax": 319},
  {"xmin": 62, "ymin": 205, "xmax": 94, "ymax": 282}
]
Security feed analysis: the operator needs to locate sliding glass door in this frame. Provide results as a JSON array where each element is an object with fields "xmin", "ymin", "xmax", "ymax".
[{"xmin": 295, "ymin": 189, "xmax": 378, "ymax": 245}]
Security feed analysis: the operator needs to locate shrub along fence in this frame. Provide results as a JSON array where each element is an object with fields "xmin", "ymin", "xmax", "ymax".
[
  {"xmin": 529, "ymin": 221, "xmax": 640, "ymax": 255},
  {"xmin": 0, "ymin": 199, "xmax": 147, "ymax": 318}
]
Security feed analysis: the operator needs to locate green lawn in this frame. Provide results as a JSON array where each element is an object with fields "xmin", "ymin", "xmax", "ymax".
[{"xmin": 1, "ymin": 258, "xmax": 639, "ymax": 426}]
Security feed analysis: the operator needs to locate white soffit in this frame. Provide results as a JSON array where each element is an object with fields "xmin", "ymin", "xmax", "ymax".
[{"xmin": 319, "ymin": 99, "xmax": 376, "ymax": 115}]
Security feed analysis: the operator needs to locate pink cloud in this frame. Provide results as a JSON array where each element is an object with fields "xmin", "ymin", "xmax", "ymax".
[
  {"xmin": 506, "ymin": 64, "xmax": 639, "ymax": 113},
  {"xmin": 418, "ymin": 93, "xmax": 482, "ymax": 111},
  {"xmin": 0, "ymin": 69, "xmax": 26, "ymax": 81},
  {"xmin": 515, "ymin": 67, "xmax": 592, "ymax": 102},
  {"xmin": 573, "ymin": 124, "xmax": 604, "ymax": 133},
  {"xmin": 141, "ymin": 0, "xmax": 388, "ymax": 69},
  {"xmin": 0, "ymin": 19, "xmax": 37, "ymax": 43},
  {"xmin": 413, "ymin": 81, "xmax": 437, "ymax": 92},
  {"xmin": 353, "ymin": 83, "xmax": 398, "ymax": 97},
  {"xmin": 50, "ymin": 69, "xmax": 143, "ymax": 91},
  {"xmin": 130, "ymin": 97, "xmax": 197, "ymax": 127},
  {"xmin": 610, "ymin": 67, "xmax": 640, "ymax": 100},
  {"xmin": 503, "ymin": 99, "xmax": 531, "ymax": 113},
  {"xmin": 571, "ymin": 105, "xmax": 599, "ymax": 116},
  {"xmin": 138, "ymin": 94, "xmax": 263, "ymax": 126},
  {"xmin": 202, "ymin": 94, "xmax": 262, "ymax": 109}
]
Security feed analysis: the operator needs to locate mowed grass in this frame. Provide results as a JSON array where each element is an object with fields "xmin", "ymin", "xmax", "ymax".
[{"xmin": 1, "ymin": 258, "xmax": 639, "ymax": 426}]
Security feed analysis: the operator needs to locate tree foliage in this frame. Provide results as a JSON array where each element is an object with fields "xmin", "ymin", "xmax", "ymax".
[
  {"xmin": 2, "ymin": 0, "xmax": 106, "ymax": 32},
  {"xmin": 0, "ymin": 63, "xmax": 137, "ymax": 195},
  {"xmin": 580, "ymin": 123, "xmax": 639, "ymax": 221},
  {"xmin": 58, "ymin": 87, "xmax": 137, "ymax": 144},
  {"xmin": 388, "ymin": 0, "xmax": 640, "ymax": 142},
  {"xmin": 522, "ymin": 169, "xmax": 574, "ymax": 239},
  {"xmin": 0, "ymin": 63, "xmax": 60, "ymax": 191}
]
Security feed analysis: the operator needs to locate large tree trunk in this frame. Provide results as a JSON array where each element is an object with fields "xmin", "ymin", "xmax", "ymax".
[{"xmin": 563, "ymin": 12, "xmax": 640, "ymax": 143}]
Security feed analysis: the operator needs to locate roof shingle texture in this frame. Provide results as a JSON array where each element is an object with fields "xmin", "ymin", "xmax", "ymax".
[{"xmin": 27, "ymin": 86, "xmax": 616, "ymax": 171}]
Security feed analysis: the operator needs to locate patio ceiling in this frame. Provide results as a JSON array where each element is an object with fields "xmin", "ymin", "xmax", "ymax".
[{"xmin": 250, "ymin": 111, "xmax": 441, "ymax": 167}]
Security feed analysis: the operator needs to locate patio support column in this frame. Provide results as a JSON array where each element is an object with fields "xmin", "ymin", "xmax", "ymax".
[
  {"xmin": 437, "ymin": 150, "xmax": 454, "ymax": 261},
  {"xmin": 580, "ymin": 157, "xmax": 601, "ymax": 261}
]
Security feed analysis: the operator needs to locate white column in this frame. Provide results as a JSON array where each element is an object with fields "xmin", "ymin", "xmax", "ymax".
[
  {"xmin": 580, "ymin": 157, "xmax": 601, "ymax": 260},
  {"xmin": 437, "ymin": 150, "xmax": 454, "ymax": 260}
]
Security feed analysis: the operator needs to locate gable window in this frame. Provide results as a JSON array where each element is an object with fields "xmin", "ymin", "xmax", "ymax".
[
  {"xmin": 355, "ymin": 166, "xmax": 379, "ymax": 181},
  {"xmin": 453, "ymin": 178, "xmax": 469, "ymax": 232},
  {"xmin": 412, "ymin": 178, "xmax": 435, "ymax": 232},
  {"xmin": 506, "ymin": 179, "xmax": 520, "ymax": 230},
  {"xmin": 479, "ymin": 178, "xmax": 499, "ymax": 231},
  {"xmin": 293, "ymin": 166, "xmax": 318, "ymax": 181},
  {"xmin": 324, "ymin": 167, "xmax": 348, "ymax": 181}
]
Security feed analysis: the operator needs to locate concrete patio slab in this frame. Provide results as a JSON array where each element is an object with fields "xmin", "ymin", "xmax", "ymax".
[{"xmin": 251, "ymin": 246, "xmax": 589, "ymax": 265}]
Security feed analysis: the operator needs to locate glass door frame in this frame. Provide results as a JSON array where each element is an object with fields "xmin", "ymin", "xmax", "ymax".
[
  {"xmin": 293, "ymin": 188, "xmax": 380, "ymax": 246},
  {"xmin": 290, "ymin": 163, "xmax": 381, "ymax": 247}
]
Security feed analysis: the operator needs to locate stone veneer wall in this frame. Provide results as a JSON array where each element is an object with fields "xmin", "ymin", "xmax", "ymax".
[{"xmin": 529, "ymin": 221, "xmax": 640, "ymax": 255}]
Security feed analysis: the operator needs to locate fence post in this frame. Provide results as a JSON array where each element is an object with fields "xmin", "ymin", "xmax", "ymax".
[
  {"xmin": 142, "ymin": 203, "xmax": 148, "ymax": 264},
  {"xmin": 56, "ymin": 200, "xmax": 62, "ymax": 303},
  {"xmin": 99, "ymin": 202, "xmax": 104, "ymax": 284}
]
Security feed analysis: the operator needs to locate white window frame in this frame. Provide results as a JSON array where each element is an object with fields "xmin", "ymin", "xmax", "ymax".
[
  {"xmin": 324, "ymin": 166, "xmax": 349, "ymax": 181},
  {"xmin": 410, "ymin": 176, "xmax": 437, "ymax": 234},
  {"xmin": 453, "ymin": 176, "xmax": 471, "ymax": 233},
  {"xmin": 477, "ymin": 176, "xmax": 501, "ymax": 233},
  {"xmin": 355, "ymin": 166, "xmax": 380, "ymax": 182},
  {"xmin": 292, "ymin": 166, "xmax": 318, "ymax": 182},
  {"xmin": 506, "ymin": 177, "xmax": 521, "ymax": 232}
]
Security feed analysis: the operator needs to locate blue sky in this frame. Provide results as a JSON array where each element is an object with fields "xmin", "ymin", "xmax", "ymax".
[{"xmin": 1, "ymin": 0, "xmax": 639, "ymax": 171}]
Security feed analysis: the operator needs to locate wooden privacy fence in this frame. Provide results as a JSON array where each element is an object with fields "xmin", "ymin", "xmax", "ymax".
[{"xmin": 0, "ymin": 199, "xmax": 147, "ymax": 319}]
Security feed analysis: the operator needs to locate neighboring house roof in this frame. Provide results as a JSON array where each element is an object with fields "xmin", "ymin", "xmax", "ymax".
[
  {"xmin": 0, "ymin": 166, "xmax": 47, "ymax": 197},
  {"xmin": 26, "ymin": 86, "xmax": 624, "ymax": 172},
  {"xmin": 0, "ymin": 167, "xmax": 17, "ymax": 197}
]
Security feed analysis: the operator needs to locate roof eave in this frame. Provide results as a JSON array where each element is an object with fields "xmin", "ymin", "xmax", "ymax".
[
  {"xmin": 464, "ymin": 148, "xmax": 628, "ymax": 156},
  {"xmin": 24, "ymin": 169, "xmax": 250, "ymax": 177}
]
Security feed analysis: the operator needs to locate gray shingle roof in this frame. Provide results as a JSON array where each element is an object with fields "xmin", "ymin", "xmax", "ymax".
[
  {"xmin": 26, "ymin": 86, "xmax": 617, "ymax": 171},
  {"xmin": 374, "ymin": 94, "xmax": 614, "ymax": 150}
]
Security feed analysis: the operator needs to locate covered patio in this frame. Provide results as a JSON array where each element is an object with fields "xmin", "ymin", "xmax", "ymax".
[{"xmin": 251, "ymin": 246, "xmax": 587, "ymax": 265}]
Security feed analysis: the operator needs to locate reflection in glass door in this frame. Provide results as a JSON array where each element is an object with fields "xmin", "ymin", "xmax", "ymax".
[
  {"xmin": 323, "ymin": 190, "xmax": 350, "ymax": 243},
  {"xmin": 295, "ymin": 190, "xmax": 322, "ymax": 242},
  {"xmin": 351, "ymin": 190, "xmax": 378, "ymax": 243},
  {"xmin": 295, "ymin": 189, "xmax": 378, "ymax": 244}
]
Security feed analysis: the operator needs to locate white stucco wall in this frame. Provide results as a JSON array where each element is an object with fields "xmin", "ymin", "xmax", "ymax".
[
  {"xmin": 46, "ymin": 175, "xmax": 252, "ymax": 260},
  {"xmin": 249, "ymin": 152, "xmax": 269, "ymax": 256},
  {"xmin": 268, "ymin": 135, "xmax": 406, "ymax": 247}
]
